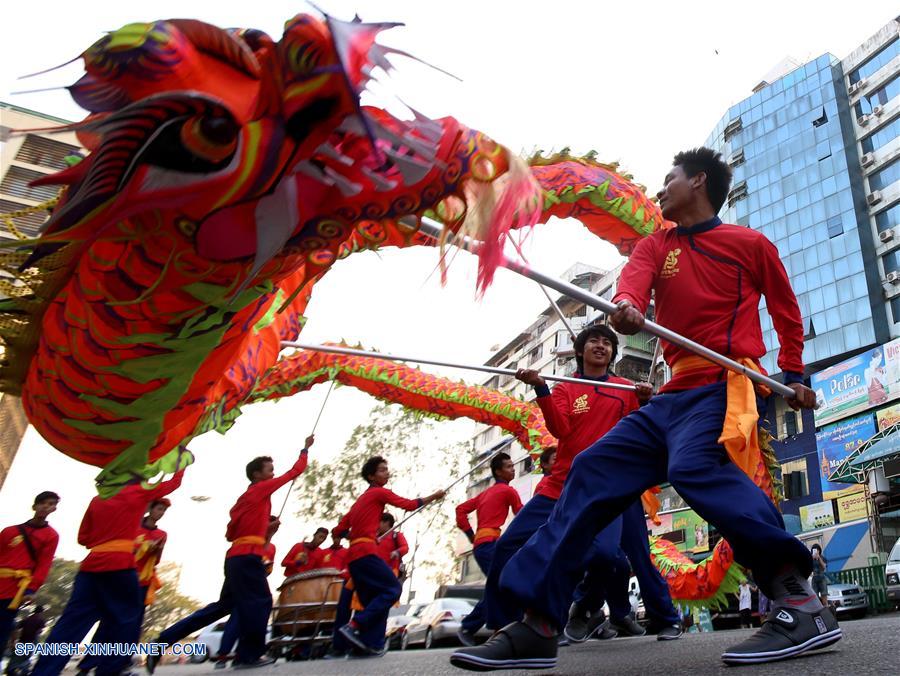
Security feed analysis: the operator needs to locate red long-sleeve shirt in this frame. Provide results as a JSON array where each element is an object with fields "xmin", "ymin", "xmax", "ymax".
[
  {"xmin": 376, "ymin": 531, "xmax": 409, "ymax": 575},
  {"xmin": 78, "ymin": 471, "xmax": 184, "ymax": 573},
  {"xmin": 134, "ymin": 521, "xmax": 167, "ymax": 586},
  {"xmin": 320, "ymin": 544, "xmax": 348, "ymax": 572},
  {"xmin": 0, "ymin": 522, "xmax": 59, "ymax": 598},
  {"xmin": 455, "ymin": 481, "xmax": 523, "ymax": 546},
  {"xmin": 535, "ymin": 374, "xmax": 639, "ymax": 501},
  {"xmin": 614, "ymin": 219, "xmax": 804, "ymax": 392},
  {"xmin": 226, "ymin": 452, "xmax": 308, "ymax": 559},
  {"xmin": 262, "ymin": 543, "xmax": 276, "ymax": 575},
  {"xmin": 332, "ymin": 486, "xmax": 421, "ymax": 564},
  {"xmin": 282, "ymin": 542, "xmax": 324, "ymax": 578}
]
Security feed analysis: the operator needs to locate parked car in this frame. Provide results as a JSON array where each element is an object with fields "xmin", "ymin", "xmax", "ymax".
[
  {"xmin": 827, "ymin": 582, "xmax": 869, "ymax": 619},
  {"xmin": 385, "ymin": 604, "xmax": 424, "ymax": 650},
  {"xmin": 886, "ymin": 538, "xmax": 900, "ymax": 609},
  {"xmin": 401, "ymin": 598, "xmax": 490, "ymax": 649},
  {"xmin": 189, "ymin": 618, "xmax": 273, "ymax": 662}
]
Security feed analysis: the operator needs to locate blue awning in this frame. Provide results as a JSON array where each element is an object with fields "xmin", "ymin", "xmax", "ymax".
[{"xmin": 850, "ymin": 431, "xmax": 900, "ymax": 466}]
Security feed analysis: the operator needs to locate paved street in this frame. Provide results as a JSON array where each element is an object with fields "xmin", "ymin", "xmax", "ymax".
[{"xmin": 153, "ymin": 612, "xmax": 898, "ymax": 676}]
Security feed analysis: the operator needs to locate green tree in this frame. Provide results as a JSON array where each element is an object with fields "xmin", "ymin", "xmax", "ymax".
[{"xmin": 32, "ymin": 557, "xmax": 79, "ymax": 625}]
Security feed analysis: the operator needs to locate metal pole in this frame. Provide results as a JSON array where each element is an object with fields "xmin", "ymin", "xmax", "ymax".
[
  {"xmin": 279, "ymin": 342, "xmax": 635, "ymax": 392},
  {"xmin": 413, "ymin": 217, "xmax": 795, "ymax": 399}
]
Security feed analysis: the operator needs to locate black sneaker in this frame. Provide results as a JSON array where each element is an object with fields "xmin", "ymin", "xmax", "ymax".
[
  {"xmin": 655, "ymin": 624, "xmax": 683, "ymax": 641},
  {"xmin": 564, "ymin": 605, "xmax": 611, "ymax": 644},
  {"xmin": 338, "ymin": 623, "xmax": 372, "ymax": 654},
  {"xmin": 610, "ymin": 613, "xmax": 646, "ymax": 637},
  {"xmin": 232, "ymin": 656, "xmax": 277, "ymax": 669},
  {"xmin": 214, "ymin": 657, "xmax": 229, "ymax": 669},
  {"xmin": 145, "ymin": 654, "xmax": 160, "ymax": 675},
  {"xmin": 457, "ymin": 627, "xmax": 477, "ymax": 647},
  {"xmin": 721, "ymin": 606, "xmax": 841, "ymax": 665},
  {"xmin": 450, "ymin": 621, "xmax": 558, "ymax": 671}
]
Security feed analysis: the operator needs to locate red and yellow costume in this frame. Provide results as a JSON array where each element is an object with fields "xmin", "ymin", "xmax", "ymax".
[
  {"xmin": 134, "ymin": 519, "xmax": 167, "ymax": 605},
  {"xmin": 375, "ymin": 531, "xmax": 409, "ymax": 577},
  {"xmin": 332, "ymin": 487, "xmax": 421, "ymax": 564},
  {"xmin": 0, "ymin": 521, "xmax": 59, "ymax": 609},
  {"xmin": 282, "ymin": 542, "xmax": 323, "ymax": 577},
  {"xmin": 456, "ymin": 481, "xmax": 523, "ymax": 546}
]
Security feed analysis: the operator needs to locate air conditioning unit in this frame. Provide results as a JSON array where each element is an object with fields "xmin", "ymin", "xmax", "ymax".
[
  {"xmin": 879, "ymin": 229, "xmax": 895, "ymax": 243},
  {"xmin": 858, "ymin": 115, "xmax": 871, "ymax": 127},
  {"xmin": 861, "ymin": 152, "xmax": 876, "ymax": 168},
  {"xmin": 848, "ymin": 79, "xmax": 867, "ymax": 96},
  {"xmin": 873, "ymin": 105, "xmax": 884, "ymax": 117},
  {"xmin": 867, "ymin": 191, "xmax": 883, "ymax": 206},
  {"xmin": 886, "ymin": 271, "xmax": 900, "ymax": 284}
]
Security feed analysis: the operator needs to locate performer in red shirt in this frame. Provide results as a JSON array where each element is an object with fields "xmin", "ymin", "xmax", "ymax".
[
  {"xmin": 330, "ymin": 456, "xmax": 443, "ymax": 656},
  {"xmin": 0, "ymin": 491, "xmax": 60, "ymax": 653},
  {"xmin": 452, "ymin": 324, "xmax": 648, "ymax": 656},
  {"xmin": 282, "ymin": 527, "xmax": 328, "ymax": 578},
  {"xmin": 455, "ymin": 452, "xmax": 522, "ymax": 642},
  {"xmin": 150, "ymin": 437, "xmax": 314, "ymax": 672},
  {"xmin": 375, "ymin": 513, "xmax": 409, "ymax": 577},
  {"xmin": 453, "ymin": 148, "xmax": 828, "ymax": 672},
  {"xmin": 320, "ymin": 535, "xmax": 348, "ymax": 572},
  {"xmin": 33, "ymin": 468, "xmax": 184, "ymax": 676},
  {"xmin": 215, "ymin": 517, "xmax": 281, "ymax": 668}
]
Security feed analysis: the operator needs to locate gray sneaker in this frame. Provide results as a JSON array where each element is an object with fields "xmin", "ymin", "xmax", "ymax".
[
  {"xmin": 610, "ymin": 613, "xmax": 646, "ymax": 637},
  {"xmin": 721, "ymin": 606, "xmax": 841, "ymax": 665}
]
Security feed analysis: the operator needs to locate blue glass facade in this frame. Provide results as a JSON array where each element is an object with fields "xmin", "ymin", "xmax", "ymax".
[{"xmin": 705, "ymin": 54, "xmax": 889, "ymax": 377}]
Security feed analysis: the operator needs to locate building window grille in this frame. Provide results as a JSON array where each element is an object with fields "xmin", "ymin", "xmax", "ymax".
[
  {"xmin": 723, "ymin": 116, "xmax": 743, "ymax": 142},
  {"xmin": 13, "ymin": 135, "xmax": 81, "ymax": 171},
  {"xmin": 0, "ymin": 166, "xmax": 60, "ymax": 203},
  {"xmin": 727, "ymin": 181, "xmax": 748, "ymax": 207}
]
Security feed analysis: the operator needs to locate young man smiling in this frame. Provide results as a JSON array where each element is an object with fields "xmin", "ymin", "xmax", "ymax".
[
  {"xmin": 450, "ymin": 147, "xmax": 829, "ymax": 671},
  {"xmin": 451, "ymin": 324, "xmax": 649, "ymax": 659}
]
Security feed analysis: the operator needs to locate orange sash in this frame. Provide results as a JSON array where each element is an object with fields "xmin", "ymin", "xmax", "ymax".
[
  {"xmin": 0, "ymin": 568, "xmax": 32, "ymax": 609},
  {"xmin": 641, "ymin": 488, "xmax": 662, "ymax": 525},
  {"xmin": 671, "ymin": 355, "xmax": 770, "ymax": 479},
  {"xmin": 349, "ymin": 537, "xmax": 375, "ymax": 546},
  {"xmin": 231, "ymin": 536, "xmax": 266, "ymax": 547},
  {"xmin": 89, "ymin": 539, "xmax": 135, "ymax": 554},
  {"xmin": 474, "ymin": 527, "xmax": 501, "ymax": 542}
]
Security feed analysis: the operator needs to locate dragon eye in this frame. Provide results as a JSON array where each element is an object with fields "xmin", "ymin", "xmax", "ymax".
[
  {"xmin": 134, "ymin": 113, "xmax": 239, "ymax": 173},
  {"xmin": 180, "ymin": 115, "xmax": 239, "ymax": 163}
]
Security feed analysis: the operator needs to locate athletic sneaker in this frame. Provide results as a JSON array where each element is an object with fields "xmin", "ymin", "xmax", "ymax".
[
  {"xmin": 457, "ymin": 627, "xmax": 477, "ymax": 647},
  {"xmin": 145, "ymin": 654, "xmax": 159, "ymax": 675},
  {"xmin": 213, "ymin": 658, "xmax": 229, "ymax": 669},
  {"xmin": 654, "ymin": 624, "xmax": 683, "ymax": 641},
  {"xmin": 610, "ymin": 613, "xmax": 646, "ymax": 637},
  {"xmin": 564, "ymin": 605, "xmax": 612, "ymax": 643},
  {"xmin": 450, "ymin": 621, "xmax": 558, "ymax": 671},
  {"xmin": 338, "ymin": 623, "xmax": 372, "ymax": 654},
  {"xmin": 721, "ymin": 606, "xmax": 841, "ymax": 665},
  {"xmin": 232, "ymin": 656, "xmax": 276, "ymax": 669}
]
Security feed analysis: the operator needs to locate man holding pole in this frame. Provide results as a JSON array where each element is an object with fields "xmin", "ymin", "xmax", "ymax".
[
  {"xmin": 332, "ymin": 456, "xmax": 444, "ymax": 656},
  {"xmin": 450, "ymin": 147, "xmax": 834, "ymax": 671},
  {"xmin": 455, "ymin": 451, "xmax": 522, "ymax": 644}
]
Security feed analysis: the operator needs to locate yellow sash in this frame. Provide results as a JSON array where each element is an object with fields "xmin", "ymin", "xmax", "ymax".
[
  {"xmin": 671, "ymin": 355, "xmax": 770, "ymax": 479},
  {"xmin": 349, "ymin": 537, "xmax": 375, "ymax": 546},
  {"xmin": 0, "ymin": 568, "xmax": 32, "ymax": 609},
  {"xmin": 474, "ymin": 527, "xmax": 501, "ymax": 542},
  {"xmin": 89, "ymin": 539, "xmax": 135, "ymax": 554},
  {"xmin": 231, "ymin": 536, "xmax": 266, "ymax": 547}
]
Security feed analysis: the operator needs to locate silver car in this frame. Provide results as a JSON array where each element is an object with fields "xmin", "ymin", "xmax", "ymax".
[
  {"xmin": 401, "ymin": 598, "xmax": 490, "ymax": 649},
  {"xmin": 827, "ymin": 583, "xmax": 869, "ymax": 618}
]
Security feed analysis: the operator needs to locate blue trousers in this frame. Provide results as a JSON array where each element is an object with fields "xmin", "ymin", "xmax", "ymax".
[
  {"xmin": 78, "ymin": 585, "xmax": 150, "ymax": 671},
  {"xmin": 345, "ymin": 555, "xmax": 401, "ymax": 651},
  {"xmin": 158, "ymin": 555, "xmax": 271, "ymax": 664},
  {"xmin": 330, "ymin": 584, "xmax": 354, "ymax": 653},
  {"xmin": 32, "ymin": 570, "xmax": 142, "ymax": 676},
  {"xmin": 500, "ymin": 383, "xmax": 813, "ymax": 629},
  {"xmin": 573, "ymin": 525, "xmax": 632, "ymax": 620},
  {"xmin": 459, "ymin": 541, "xmax": 497, "ymax": 633},
  {"xmin": 218, "ymin": 613, "xmax": 240, "ymax": 657},
  {"xmin": 0, "ymin": 602, "xmax": 19, "ymax": 661}
]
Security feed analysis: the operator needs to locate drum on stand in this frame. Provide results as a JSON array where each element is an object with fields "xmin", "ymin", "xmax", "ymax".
[{"xmin": 272, "ymin": 568, "xmax": 343, "ymax": 637}]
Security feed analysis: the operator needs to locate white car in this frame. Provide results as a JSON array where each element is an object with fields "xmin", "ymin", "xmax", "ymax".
[
  {"xmin": 886, "ymin": 539, "xmax": 900, "ymax": 608},
  {"xmin": 189, "ymin": 618, "xmax": 273, "ymax": 662}
]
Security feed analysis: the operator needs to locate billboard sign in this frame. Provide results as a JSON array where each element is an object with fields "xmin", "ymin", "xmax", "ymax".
[
  {"xmin": 815, "ymin": 413, "xmax": 876, "ymax": 500},
  {"xmin": 799, "ymin": 500, "xmax": 836, "ymax": 532},
  {"xmin": 810, "ymin": 338, "xmax": 900, "ymax": 426},
  {"xmin": 835, "ymin": 489, "xmax": 868, "ymax": 523}
]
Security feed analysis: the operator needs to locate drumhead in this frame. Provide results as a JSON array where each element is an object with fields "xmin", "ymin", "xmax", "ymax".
[{"xmin": 282, "ymin": 568, "xmax": 342, "ymax": 585}]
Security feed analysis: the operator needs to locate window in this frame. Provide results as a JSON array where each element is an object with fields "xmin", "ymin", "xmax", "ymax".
[
  {"xmin": 528, "ymin": 343, "xmax": 543, "ymax": 365},
  {"xmin": 855, "ymin": 76, "xmax": 900, "ymax": 118},
  {"xmin": 849, "ymin": 38, "xmax": 899, "ymax": 84},
  {"xmin": 784, "ymin": 411, "xmax": 798, "ymax": 436},
  {"xmin": 876, "ymin": 202, "xmax": 900, "ymax": 233},
  {"xmin": 825, "ymin": 215, "xmax": 843, "ymax": 238},
  {"xmin": 0, "ymin": 166, "xmax": 60, "ymax": 202},
  {"xmin": 0, "ymin": 199, "xmax": 49, "ymax": 238},
  {"xmin": 870, "ymin": 159, "xmax": 900, "ymax": 192},
  {"xmin": 811, "ymin": 108, "xmax": 828, "ymax": 127},
  {"xmin": 862, "ymin": 115, "xmax": 900, "ymax": 154},
  {"xmin": 13, "ymin": 135, "xmax": 81, "ymax": 170},
  {"xmin": 781, "ymin": 458, "xmax": 809, "ymax": 499}
]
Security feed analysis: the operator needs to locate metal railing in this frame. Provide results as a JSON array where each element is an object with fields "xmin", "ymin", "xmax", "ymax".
[{"xmin": 830, "ymin": 564, "xmax": 891, "ymax": 613}]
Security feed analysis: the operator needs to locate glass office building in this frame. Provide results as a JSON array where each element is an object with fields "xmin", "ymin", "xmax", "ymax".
[{"xmin": 705, "ymin": 54, "xmax": 890, "ymax": 378}]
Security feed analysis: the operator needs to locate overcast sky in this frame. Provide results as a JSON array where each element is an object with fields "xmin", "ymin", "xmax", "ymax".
[{"xmin": 0, "ymin": 1, "xmax": 895, "ymax": 601}]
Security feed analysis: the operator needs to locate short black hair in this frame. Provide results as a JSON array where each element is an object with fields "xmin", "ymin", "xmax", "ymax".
[
  {"xmin": 539, "ymin": 446, "xmax": 556, "ymax": 469},
  {"xmin": 490, "ymin": 452, "xmax": 512, "ymax": 480},
  {"xmin": 246, "ymin": 456, "xmax": 273, "ymax": 481},
  {"xmin": 362, "ymin": 456, "xmax": 386, "ymax": 482},
  {"xmin": 269, "ymin": 514, "xmax": 278, "ymax": 522},
  {"xmin": 315, "ymin": 527, "xmax": 329, "ymax": 535},
  {"xmin": 33, "ymin": 491, "xmax": 60, "ymax": 505},
  {"xmin": 573, "ymin": 324, "xmax": 618, "ymax": 373},
  {"xmin": 381, "ymin": 512, "xmax": 395, "ymax": 526},
  {"xmin": 672, "ymin": 147, "xmax": 733, "ymax": 213}
]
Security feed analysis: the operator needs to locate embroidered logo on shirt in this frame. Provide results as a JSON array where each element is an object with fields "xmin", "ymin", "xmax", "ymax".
[
  {"xmin": 9, "ymin": 535, "xmax": 23, "ymax": 548},
  {"xmin": 661, "ymin": 248, "xmax": 682, "ymax": 278},
  {"xmin": 572, "ymin": 394, "xmax": 590, "ymax": 414}
]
